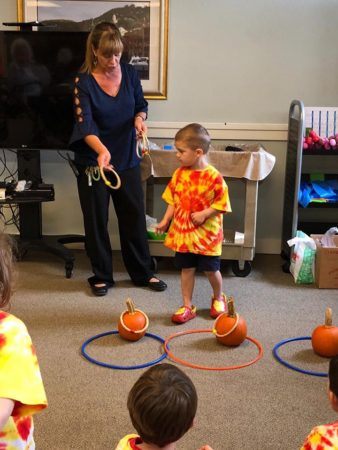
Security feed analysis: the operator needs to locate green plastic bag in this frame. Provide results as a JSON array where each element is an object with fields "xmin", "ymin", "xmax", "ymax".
[{"xmin": 287, "ymin": 231, "xmax": 316, "ymax": 284}]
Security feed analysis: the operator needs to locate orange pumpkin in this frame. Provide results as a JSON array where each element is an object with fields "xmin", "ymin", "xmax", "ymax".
[
  {"xmin": 213, "ymin": 297, "xmax": 247, "ymax": 346},
  {"xmin": 118, "ymin": 298, "xmax": 149, "ymax": 341},
  {"xmin": 312, "ymin": 307, "xmax": 338, "ymax": 358}
]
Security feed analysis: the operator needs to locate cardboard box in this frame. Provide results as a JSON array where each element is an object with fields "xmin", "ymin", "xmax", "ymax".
[{"xmin": 311, "ymin": 234, "xmax": 338, "ymax": 288}]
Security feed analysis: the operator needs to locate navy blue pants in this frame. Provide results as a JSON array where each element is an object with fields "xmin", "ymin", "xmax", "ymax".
[{"xmin": 76, "ymin": 164, "xmax": 153, "ymax": 285}]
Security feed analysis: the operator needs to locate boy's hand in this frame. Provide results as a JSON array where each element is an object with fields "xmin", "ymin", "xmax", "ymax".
[
  {"xmin": 191, "ymin": 210, "xmax": 206, "ymax": 226},
  {"xmin": 156, "ymin": 219, "xmax": 169, "ymax": 233},
  {"xmin": 198, "ymin": 446, "xmax": 213, "ymax": 450}
]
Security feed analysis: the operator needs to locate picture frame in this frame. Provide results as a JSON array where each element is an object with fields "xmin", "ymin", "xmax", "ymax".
[{"xmin": 17, "ymin": 0, "xmax": 169, "ymax": 99}]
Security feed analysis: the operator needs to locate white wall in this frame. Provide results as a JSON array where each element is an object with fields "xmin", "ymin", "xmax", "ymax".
[
  {"xmin": 2, "ymin": 0, "xmax": 338, "ymax": 254},
  {"xmin": 151, "ymin": 0, "xmax": 338, "ymax": 123}
]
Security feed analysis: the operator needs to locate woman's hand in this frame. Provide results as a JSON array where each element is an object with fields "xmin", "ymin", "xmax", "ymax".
[
  {"xmin": 135, "ymin": 115, "xmax": 148, "ymax": 135},
  {"xmin": 97, "ymin": 147, "xmax": 111, "ymax": 169},
  {"xmin": 84, "ymin": 135, "xmax": 111, "ymax": 169}
]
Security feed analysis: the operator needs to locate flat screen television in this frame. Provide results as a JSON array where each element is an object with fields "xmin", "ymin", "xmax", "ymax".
[{"xmin": 0, "ymin": 30, "xmax": 89, "ymax": 150}]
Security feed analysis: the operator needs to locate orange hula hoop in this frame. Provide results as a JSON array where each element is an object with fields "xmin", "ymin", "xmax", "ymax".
[{"xmin": 164, "ymin": 328, "xmax": 264, "ymax": 371}]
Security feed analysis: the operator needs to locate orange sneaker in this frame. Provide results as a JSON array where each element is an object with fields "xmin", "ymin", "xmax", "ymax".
[
  {"xmin": 172, "ymin": 305, "xmax": 197, "ymax": 324},
  {"xmin": 210, "ymin": 294, "xmax": 227, "ymax": 319}
]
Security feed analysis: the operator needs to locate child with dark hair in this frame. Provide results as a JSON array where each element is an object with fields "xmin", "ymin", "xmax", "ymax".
[
  {"xmin": 0, "ymin": 233, "xmax": 47, "ymax": 448},
  {"xmin": 301, "ymin": 355, "xmax": 338, "ymax": 449},
  {"xmin": 115, "ymin": 363, "xmax": 213, "ymax": 450},
  {"xmin": 157, "ymin": 123, "xmax": 231, "ymax": 323}
]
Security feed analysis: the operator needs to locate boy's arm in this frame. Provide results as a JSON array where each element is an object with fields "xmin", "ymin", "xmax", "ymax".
[
  {"xmin": 0, "ymin": 398, "xmax": 15, "ymax": 429},
  {"xmin": 191, "ymin": 207, "xmax": 222, "ymax": 226},
  {"xmin": 156, "ymin": 204, "xmax": 175, "ymax": 233}
]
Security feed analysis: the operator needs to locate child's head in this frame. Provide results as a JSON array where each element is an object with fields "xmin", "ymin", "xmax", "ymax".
[
  {"xmin": 127, "ymin": 363, "xmax": 198, "ymax": 447},
  {"xmin": 175, "ymin": 123, "xmax": 211, "ymax": 155},
  {"xmin": 329, "ymin": 355, "xmax": 338, "ymax": 411},
  {"xmin": 0, "ymin": 233, "xmax": 15, "ymax": 309}
]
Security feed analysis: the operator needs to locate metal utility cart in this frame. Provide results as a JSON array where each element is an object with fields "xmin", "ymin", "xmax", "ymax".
[{"xmin": 141, "ymin": 145, "xmax": 275, "ymax": 277}]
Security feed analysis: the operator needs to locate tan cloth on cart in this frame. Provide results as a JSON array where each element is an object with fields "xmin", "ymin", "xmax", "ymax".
[{"xmin": 140, "ymin": 144, "xmax": 275, "ymax": 181}]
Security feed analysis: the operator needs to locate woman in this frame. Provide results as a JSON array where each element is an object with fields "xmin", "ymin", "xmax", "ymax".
[{"xmin": 69, "ymin": 22, "xmax": 166, "ymax": 296}]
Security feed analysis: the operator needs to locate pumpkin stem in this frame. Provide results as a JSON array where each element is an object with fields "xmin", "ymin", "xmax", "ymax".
[
  {"xmin": 126, "ymin": 298, "xmax": 135, "ymax": 314},
  {"xmin": 325, "ymin": 307, "xmax": 333, "ymax": 327},
  {"xmin": 227, "ymin": 297, "xmax": 236, "ymax": 318}
]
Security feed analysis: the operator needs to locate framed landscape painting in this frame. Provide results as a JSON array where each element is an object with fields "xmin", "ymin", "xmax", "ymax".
[{"xmin": 18, "ymin": 0, "xmax": 169, "ymax": 99}]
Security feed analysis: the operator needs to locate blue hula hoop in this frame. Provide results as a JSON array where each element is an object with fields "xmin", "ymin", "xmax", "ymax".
[
  {"xmin": 273, "ymin": 336, "xmax": 328, "ymax": 377},
  {"xmin": 81, "ymin": 330, "xmax": 167, "ymax": 370}
]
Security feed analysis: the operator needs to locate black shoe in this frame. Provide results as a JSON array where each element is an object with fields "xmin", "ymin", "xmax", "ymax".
[
  {"xmin": 133, "ymin": 277, "xmax": 167, "ymax": 291},
  {"xmin": 91, "ymin": 283, "xmax": 108, "ymax": 296},
  {"xmin": 147, "ymin": 278, "xmax": 167, "ymax": 292},
  {"xmin": 88, "ymin": 279, "xmax": 114, "ymax": 297}
]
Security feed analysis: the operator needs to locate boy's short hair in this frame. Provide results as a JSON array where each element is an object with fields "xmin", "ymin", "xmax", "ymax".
[
  {"xmin": 329, "ymin": 355, "xmax": 338, "ymax": 397},
  {"xmin": 175, "ymin": 123, "xmax": 211, "ymax": 154},
  {"xmin": 127, "ymin": 363, "xmax": 198, "ymax": 447}
]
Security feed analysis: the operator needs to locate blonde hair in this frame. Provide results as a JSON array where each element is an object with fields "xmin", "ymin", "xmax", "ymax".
[
  {"xmin": 0, "ymin": 233, "xmax": 16, "ymax": 309},
  {"xmin": 175, "ymin": 123, "xmax": 211, "ymax": 154},
  {"xmin": 81, "ymin": 22, "xmax": 124, "ymax": 73}
]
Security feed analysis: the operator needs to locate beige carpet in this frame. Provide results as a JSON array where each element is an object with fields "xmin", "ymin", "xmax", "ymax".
[{"xmin": 10, "ymin": 250, "xmax": 338, "ymax": 450}]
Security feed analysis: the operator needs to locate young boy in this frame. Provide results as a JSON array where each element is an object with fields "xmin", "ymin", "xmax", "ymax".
[
  {"xmin": 301, "ymin": 355, "xmax": 338, "ymax": 449},
  {"xmin": 115, "ymin": 363, "xmax": 213, "ymax": 450},
  {"xmin": 156, "ymin": 123, "xmax": 231, "ymax": 323}
]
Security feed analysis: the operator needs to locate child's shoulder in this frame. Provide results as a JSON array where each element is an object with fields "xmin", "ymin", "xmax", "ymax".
[
  {"xmin": 202, "ymin": 164, "xmax": 224, "ymax": 183},
  {"xmin": 0, "ymin": 311, "xmax": 28, "ymax": 334},
  {"xmin": 206, "ymin": 163, "xmax": 221, "ymax": 175}
]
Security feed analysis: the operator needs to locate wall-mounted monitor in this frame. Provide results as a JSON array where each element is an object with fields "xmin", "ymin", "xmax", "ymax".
[{"xmin": 0, "ymin": 31, "xmax": 88, "ymax": 150}]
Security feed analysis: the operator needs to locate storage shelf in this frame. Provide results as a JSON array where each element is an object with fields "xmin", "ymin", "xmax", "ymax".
[
  {"xmin": 300, "ymin": 202, "xmax": 338, "ymax": 209},
  {"xmin": 303, "ymin": 149, "xmax": 338, "ymax": 156},
  {"xmin": 281, "ymin": 100, "xmax": 338, "ymax": 259},
  {"xmin": 301, "ymin": 173, "xmax": 338, "ymax": 179},
  {"xmin": 299, "ymin": 222, "xmax": 337, "ymax": 235}
]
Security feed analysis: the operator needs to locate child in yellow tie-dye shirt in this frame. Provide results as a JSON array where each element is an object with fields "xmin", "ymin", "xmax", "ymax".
[
  {"xmin": 157, "ymin": 123, "xmax": 231, "ymax": 323},
  {"xmin": 301, "ymin": 355, "xmax": 338, "ymax": 449},
  {"xmin": 0, "ymin": 233, "xmax": 47, "ymax": 449}
]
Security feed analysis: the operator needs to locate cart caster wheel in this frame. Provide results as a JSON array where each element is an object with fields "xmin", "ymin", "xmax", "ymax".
[
  {"xmin": 232, "ymin": 260, "xmax": 251, "ymax": 277},
  {"xmin": 151, "ymin": 257, "xmax": 158, "ymax": 273},
  {"xmin": 65, "ymin": 262, "xmax": 73, "ymax": 279},
  {"xmin": 282, "ymin": 261, "xmax": 290, "ymax": 273},
  {"xmin": 281, "ymin": 250, "xmax": 290, "ymax": 261}
]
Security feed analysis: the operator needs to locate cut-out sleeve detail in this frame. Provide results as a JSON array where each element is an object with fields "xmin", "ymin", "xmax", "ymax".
[{"xmin": 69, "ymin": 74, "xmax": 99, "ymax": 150}]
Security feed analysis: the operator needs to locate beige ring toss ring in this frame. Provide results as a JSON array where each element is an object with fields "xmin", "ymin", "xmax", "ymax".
[{"xmin": 99, "ymin": 166, "xmax": 121, "ymax": 190}]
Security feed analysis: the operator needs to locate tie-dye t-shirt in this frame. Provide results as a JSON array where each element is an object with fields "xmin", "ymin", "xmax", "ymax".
[
  {"xmin": 162, "ymin": 165, "xmax": 231, "ymax": 256},
  {"xmin": 0, "ymin": 311, "xmax": 47, "ymax": 449},
  {"xmin": 115, "ymin": 434, "xmax": 142, "ymax": 449},
  {"xmin": 301, "ymin": 421, "xmax": 338, "ymax": 449}
]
